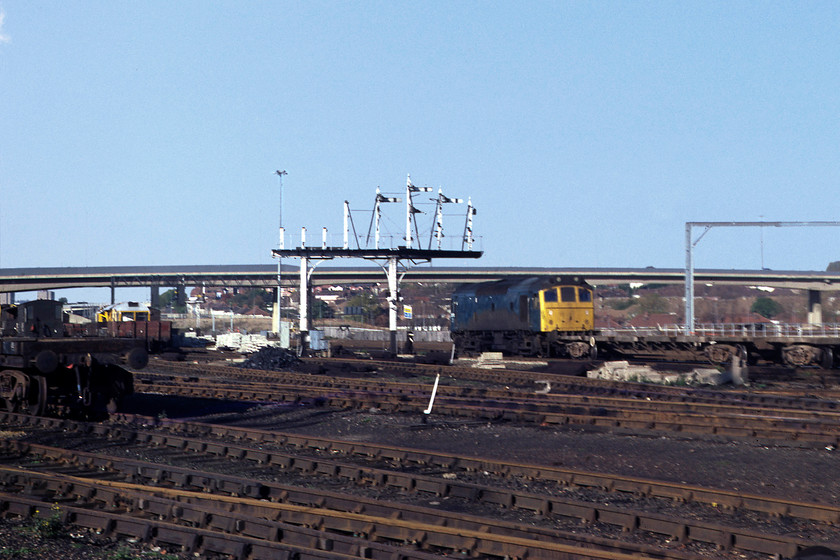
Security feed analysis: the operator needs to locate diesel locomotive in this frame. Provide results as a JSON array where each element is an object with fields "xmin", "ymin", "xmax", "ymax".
[
  {"xmin": 450, "ymin": 276, "xmax": 597, "ymax": 358},
  {"xmin": 0, "ymin": 299, "xmax": 170, "ymax": 416},
  {"xmin": 451, "ymin": 276, "xmax": 840, "ymax": 368}
]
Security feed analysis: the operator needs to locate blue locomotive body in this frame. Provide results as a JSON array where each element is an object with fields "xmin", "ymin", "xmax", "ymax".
[{"xmin": 451, "ymin": 276, "xmax": 596, "ymax": 357}]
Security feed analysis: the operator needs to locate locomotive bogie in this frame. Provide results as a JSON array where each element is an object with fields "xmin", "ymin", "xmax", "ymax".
[{"xmin": 781, "ymin": 344, "xmax": 824, "ymax": 368}]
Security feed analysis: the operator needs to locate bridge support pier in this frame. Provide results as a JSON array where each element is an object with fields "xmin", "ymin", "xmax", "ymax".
[
  {"xmin": 150, "ymin": 285, "xmax": 160, "ymax": 308},
  {"xmin": 808, "ymin": 289, "xmax": 823, "ymax": 325},
  {"xmin": 176, "ymin": 284, "xmax": 187, "ymax": 307}
]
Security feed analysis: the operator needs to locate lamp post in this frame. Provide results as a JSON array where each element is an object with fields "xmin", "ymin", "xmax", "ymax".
[{"xmin": 274, "ymin": 170, "xmax": 287, "ymax": 333}]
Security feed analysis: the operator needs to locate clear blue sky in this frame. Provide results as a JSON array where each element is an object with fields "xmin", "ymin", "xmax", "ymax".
[{"xmin": 1, "ymin": 2, "xmax": 838, "ymax": 301}]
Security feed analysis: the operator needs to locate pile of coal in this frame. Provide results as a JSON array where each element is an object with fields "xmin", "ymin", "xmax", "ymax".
[{"xmin": 238, "ymin": 346, "xmax": 301, "ymax": 371}]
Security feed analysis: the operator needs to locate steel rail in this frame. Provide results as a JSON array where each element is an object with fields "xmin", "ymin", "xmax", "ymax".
[
  {"xmin": 150, "ymin": 358, "xmax": 840, "ymax": 413},
  {"xmin": 138, "ymin": 368, "xmax": 840, "ymax": 423},
  {"xmin": 0, "ymin": 492, "xmax": 361, "ymax": 560},
  {"xmin": 132, "ymin": 377, "xmax": 840, "ymax": 445},
  {"xmin": 0, "ymin": 442, "xmax": 701, "ymax": 560},
  {"xmin": 2, "ymin": 414, "xmax": 838, "ymax": 558},
  {"xmin": 112, "ymin": 413, "xmax": 840, "ymax": 526}
]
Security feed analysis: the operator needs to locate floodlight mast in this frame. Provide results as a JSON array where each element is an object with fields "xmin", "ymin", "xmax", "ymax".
[{"xmin": 684, "ymin": 220, "xmax": 840, "ymax": 334}]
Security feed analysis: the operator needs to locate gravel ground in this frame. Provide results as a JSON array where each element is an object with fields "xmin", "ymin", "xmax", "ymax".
[
  {"xmin": 0, "ymin": 516, "xmax": 194, "ymax": 560},
  {"xmin": 199, "ymin": 402, "xmax": 840, "ymax": 506}
]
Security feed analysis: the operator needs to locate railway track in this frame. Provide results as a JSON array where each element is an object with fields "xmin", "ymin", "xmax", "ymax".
[
  {"xmin": 155, "ymin": 356, "xmax": 840, "ymax": 411},
  {"xmin": 1, "ymin": 412, "xmax": 838, "ymax": 559},
  {"xmin": 135, "ymin": 360, "xmax": 840, "ymax": 446}
]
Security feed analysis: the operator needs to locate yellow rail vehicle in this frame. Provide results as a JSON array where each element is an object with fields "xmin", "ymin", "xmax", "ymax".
[
  {"xmin": 96, "ymin": 302, "xmax": 153, "ymax": 323},
  {"xmin": 540, "ymin": 283, "xmax": 594, "ymax": 333}
]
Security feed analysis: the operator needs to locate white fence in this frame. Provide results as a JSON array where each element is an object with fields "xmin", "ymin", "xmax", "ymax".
[
  {"xmin": 320, "ymin": 325, "xmax": 451, "ymax": 343},
  {"xmin": 601, "ymin": 323, "xmax": 840, "ymax": 339}
]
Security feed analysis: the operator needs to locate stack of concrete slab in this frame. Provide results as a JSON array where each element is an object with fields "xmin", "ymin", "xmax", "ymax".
[
  {"xmin": 214, "ymin": 332, "xmax": 282, "ymax": 354},
  {"xmin": 587, "ymin": 361, "xmax": 728, "ymax": 386},
  {"xmin": 473, "ymin": 352, "xmax": 507, "ymax": 369}
]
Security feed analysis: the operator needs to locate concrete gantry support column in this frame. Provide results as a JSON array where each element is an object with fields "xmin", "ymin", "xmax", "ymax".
[
  {"xmin": 808, "ymin": 289, "xmax": 823, "ymax": 325},
  {"xmin": 299, "ymin": 255, "xmax": 309, "ymax": 354},
  {"xmin": 110, "ymin": 278, "xmax": 116, "ymax": 304},
  {"xmin": 387, "ymin": 256, "xmax": 398, "ymax": 356},
  {"xmin": 684, "ymin": 224, "xmax": 694, "ymax": 333},
  {"xmin": 150, "ymin": 285, "xmax": 160, "ymax": 308},
  {"xmin": 176, "ymin": 283, "xmax": 187, "ymax": 307}
]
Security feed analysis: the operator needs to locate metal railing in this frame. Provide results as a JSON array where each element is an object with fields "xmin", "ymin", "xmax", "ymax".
[{"xmin": 600, "ymin": 323, "xmax": 840, "ymax": 339}]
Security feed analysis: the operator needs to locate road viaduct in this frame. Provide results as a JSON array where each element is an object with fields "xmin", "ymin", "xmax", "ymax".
[{"xmin": 1, "ymin": 264, "xmax": 839, "ymax": 322}]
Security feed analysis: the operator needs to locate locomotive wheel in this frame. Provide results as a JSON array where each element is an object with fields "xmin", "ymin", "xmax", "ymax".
[
  {"xmin": 0, "ymin": 370, "xmax": 27, "ymax": 413},
  {"xmin": 26, "ymin": 375, "xmax": 47, "ymax": 416},
  {"xmin": 821, "ymin": 348, "xmax": 834, "ymax": 369}
]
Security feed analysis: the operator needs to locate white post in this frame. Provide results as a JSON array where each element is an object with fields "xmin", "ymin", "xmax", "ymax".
[
  {"xmin": 434, "ymin": 189, "xmax": 443, "ymax": 249},
  {"xmin": 343, "ymin": 201, "xmax": 349, "ymax": 249},
  {"xmin": 275, "ymin": 170, "xmax": 287, "ymax": 334},
  {"xmin": 684, "ymin": 223, "xmax": 694, "ymax": 334},
  {"xmin": 301, "ymin": 226, "xmax": 306, "ymax": 248},
  {"xmin": 388, "ymin": 256, "xmax": 398, "ymax": 354},
  {"xmin": 322, "ymin": 227, "xmax": 328, "ymax": 249},
  {"xmin": 405, "ymin": 175, "xmax": 413, "ymax": 249},
  {"xmin": 463, "ymin": 197, "xmax": 475, "ymax": 250},
  {"xmin": 423, "ymin": 374, "xmax": 441, "ymax": 415},
  {"xmin": 274, "ymin": 226, "xmax": 285, "ymax": 333}
]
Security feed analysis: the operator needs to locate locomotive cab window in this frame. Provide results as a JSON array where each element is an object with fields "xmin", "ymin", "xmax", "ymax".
[
  {"xmin": 560, "ymin": 287, "xmax": 576, "ymax": 302},
  {"xmin": 578, "ymin": 288, "xmax": 592, "ymax": 302},
  {"xmin": 543, "ymin": 289, "xmax": 558, "ymax": 302}
]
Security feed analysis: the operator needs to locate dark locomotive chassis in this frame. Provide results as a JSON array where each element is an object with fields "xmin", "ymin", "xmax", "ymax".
[
  {"xmin": 0, "ymin": 336, "xmax": 148, "ymax": 418},
  {"xmin": 451, "ymin": 329, "xmax": 596, "ymax": 359},
  {"xmin": 452, "ymin": 328, "xmax": 839, "ymax": 369}
]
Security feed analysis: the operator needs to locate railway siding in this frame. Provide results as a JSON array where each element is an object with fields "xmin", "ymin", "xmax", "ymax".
[{"xmin": 2, "ymin": 413, "xmax": 839, "ymax": 558}]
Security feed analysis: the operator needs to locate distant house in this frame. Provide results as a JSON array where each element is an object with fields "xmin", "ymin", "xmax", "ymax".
[
  {"xmin": 718, "ymin": 313, "xmax": 775, "ymax": 325},
  {"xmin": 242, "ymin": 306, "xmax": 270, "ymax": 317},
  {"xmin": 626, "ymin": 313, "xmax": 681, "ymax": 329}
]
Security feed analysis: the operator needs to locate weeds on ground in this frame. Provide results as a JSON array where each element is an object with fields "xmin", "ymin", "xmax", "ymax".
[
  {"xmin": 105, "ymin": 547, "xmax": 180, "ymax": 560},
  {"xmin": 0, "ymin": 547, "xmax": 36, "ymax": 557},
  {"xmin": 29, "ymin": 503, "xmax": 65, "ymax": 539}
]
